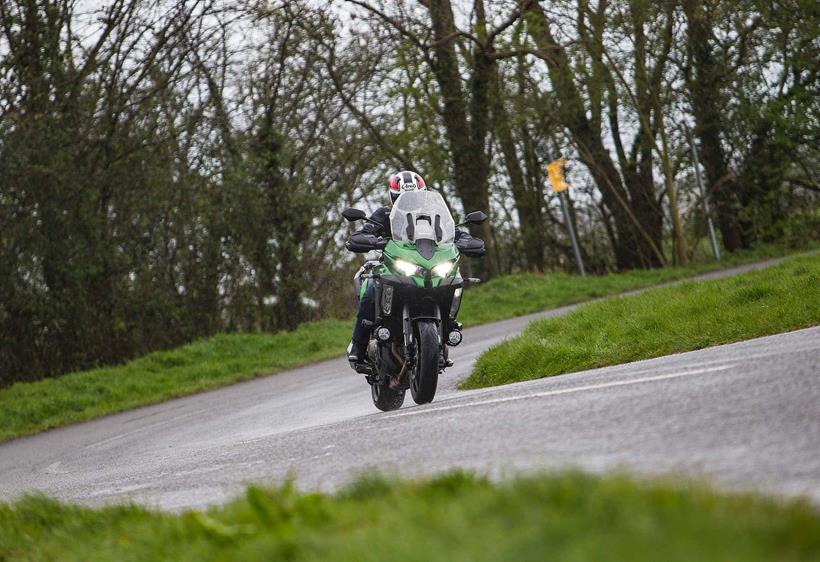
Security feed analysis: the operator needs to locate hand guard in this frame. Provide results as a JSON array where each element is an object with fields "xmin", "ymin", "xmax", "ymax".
[
  {"xmin": 456, "ymin": 235, "xmax": 486, "ymax": 257},
  {"xmin": 346, "ymin": 233, "xmax": 387, "ymax": 253}
]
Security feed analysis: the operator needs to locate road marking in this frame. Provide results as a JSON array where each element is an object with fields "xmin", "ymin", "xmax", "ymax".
[
  {"xmin": 385, "ymin": 364, "xmax": 735, "ymax": 419},
  {"xmin": 84, "ymin": 409, "xmax": 207, "ymax": 450},
  {"xmin": 44, "ymin": 461, "xmax": 69, "ymax": 475}
]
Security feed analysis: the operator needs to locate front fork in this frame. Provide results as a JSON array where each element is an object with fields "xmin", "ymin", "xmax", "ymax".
[
  {"xmin": 402, "ymin": 304, "xmax": 416, "ymax": 371},
  {"xmin": 402, "ymin": 303, "xmax": 446, "ymax": 372}
]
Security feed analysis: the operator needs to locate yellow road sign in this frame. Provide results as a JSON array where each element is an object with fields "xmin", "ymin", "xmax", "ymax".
[{"xmin": 547, "ymin": 159, "xmax": 570, "ymax": 193}]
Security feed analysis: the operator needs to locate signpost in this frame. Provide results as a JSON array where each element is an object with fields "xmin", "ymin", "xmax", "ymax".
[{"xmin": 547, "ymin": 159, "xmax": 586, "ymax": 277}]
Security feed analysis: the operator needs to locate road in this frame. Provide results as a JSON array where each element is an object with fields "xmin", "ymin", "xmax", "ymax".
[{"xmin": 0, "ymin": 259, "xmax": 818, "ymax": 510}]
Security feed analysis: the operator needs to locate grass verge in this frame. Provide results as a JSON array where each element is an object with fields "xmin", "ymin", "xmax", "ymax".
[
  {"xmin": 0, "ymin": 243, "xmax": 812, "ymax": 443},
  {"xmin": 458, "ymin": 241, "xmax": 812, "ymax": 325},
  {"xmin": 2, "ymin": 471, "xmax": 819, "ymax": 562},
  {"xmin": 0, "ymin": 320, "xmax": 350, "ymax": 443},
  {"xmin": 464, "ymin": 254, "xmax": 820, "ymax": 389}
]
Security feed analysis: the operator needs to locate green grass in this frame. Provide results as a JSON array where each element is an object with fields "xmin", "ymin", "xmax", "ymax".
[
  {"xmin": 0, "ymin": 320, "xmax": 350, "ymax": 443},
  {"xmin": 460, "ymin": 267, "xmax": 702, "ymax": 325},
  {"xmin": 458, "ymin": 241, "xmax": 816, "ymax": 325},
  {"xmin": 0, "ymin": 243, "xmax": 813, "ymax": 443},
  {"xmin": 464, "ymin": 254, "xmax": 820, "ymax": 389},
  {"xmin": 2, "ymin": 471, "xmax": 819, "ymax": 561}
]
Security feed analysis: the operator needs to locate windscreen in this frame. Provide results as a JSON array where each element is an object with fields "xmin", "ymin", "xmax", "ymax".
[{"xmin": 389, "ymin": 191, "xmax": 456, "ymax": 245}]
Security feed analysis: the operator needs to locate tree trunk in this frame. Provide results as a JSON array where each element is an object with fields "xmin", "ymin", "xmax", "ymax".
[
  {"xmin": 427, "ymin": 0, "xmax": 499, "ymax": 278},
  {"xmin": 491, "ymin": 71, "xmax": 546, "ymax": 271},
  {"xmin": 525, "ymin": 2, "xmax": 664, "ymax": 269},
  {"xmin": 683, "ymin": 0, "xmax": 749, "ymax": 251}
]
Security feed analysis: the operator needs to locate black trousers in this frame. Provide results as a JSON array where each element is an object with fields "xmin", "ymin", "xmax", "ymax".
[{"xmin": 352, "ymin": 282, "xmax": 375, "ymax": 345}]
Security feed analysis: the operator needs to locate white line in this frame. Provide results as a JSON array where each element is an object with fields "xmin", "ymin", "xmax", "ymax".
[
  {"xmin": 385, "ymin": 364, "xmax": 735, "ymax": 419},
  {"xmin": 84, "ymin": 409, "xmax": 206, "ymax": 450}
]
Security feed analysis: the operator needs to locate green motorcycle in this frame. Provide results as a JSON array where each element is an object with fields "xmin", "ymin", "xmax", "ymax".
[{"xmin": 343, "ymin": 191, "xmax": 487, "ymax": 411}]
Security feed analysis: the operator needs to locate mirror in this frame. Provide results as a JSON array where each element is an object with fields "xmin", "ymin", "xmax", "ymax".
[
  {"xmin": 342, "ymin": 208, "xmax": 366, "ymax": 222},
  {"xmin": 464, "ymin": 211, "xmax": 488, "ymax": 224}
]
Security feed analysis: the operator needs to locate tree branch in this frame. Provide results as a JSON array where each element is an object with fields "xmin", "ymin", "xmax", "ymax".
[{"xmin": 345, "ymin": 0, "xmax": 428, "ymax": 51}]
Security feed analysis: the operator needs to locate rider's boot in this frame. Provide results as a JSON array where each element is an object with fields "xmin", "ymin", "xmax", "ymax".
[{"xmin": 347, "ymin": 339, "xmax": 367, "ymax": 365}]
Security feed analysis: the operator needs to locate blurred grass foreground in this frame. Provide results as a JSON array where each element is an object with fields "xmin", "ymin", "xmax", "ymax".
[{"xmin": 2, "ymin": 471, "xmax": 819, "ymax": 561}]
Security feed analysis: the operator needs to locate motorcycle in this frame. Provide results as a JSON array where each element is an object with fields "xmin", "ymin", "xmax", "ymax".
[{"xmin": 343, "ymin": 190, "xmax": 487, "ymax": 411}]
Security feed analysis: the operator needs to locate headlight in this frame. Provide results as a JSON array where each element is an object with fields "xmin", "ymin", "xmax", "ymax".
[
  {"xmin": 394, "ymin": 259, "xmax": 421, "ymax": 276},
  {"xmin": 432, "ymin": 261, "xmax": 455, "ymax": 277}
]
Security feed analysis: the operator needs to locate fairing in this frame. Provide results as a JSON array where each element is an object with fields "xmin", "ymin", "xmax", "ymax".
[{"xmin": 389, "ymin": 191, "xmax": 456, "ymax": 245}]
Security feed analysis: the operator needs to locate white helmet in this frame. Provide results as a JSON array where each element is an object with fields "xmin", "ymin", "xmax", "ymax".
[{"xmin": 388, "ymin": 170, "xmax": 426, "ymax": 203}]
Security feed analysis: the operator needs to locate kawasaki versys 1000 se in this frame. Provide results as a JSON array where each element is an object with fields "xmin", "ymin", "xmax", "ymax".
[{"xmin": 343, "ymin": 191, "xmax": 486, "ymax": 411}]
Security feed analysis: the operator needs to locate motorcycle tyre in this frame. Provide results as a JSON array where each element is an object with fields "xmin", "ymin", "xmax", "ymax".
[
  {"xmin": 371, "ymin": 380, "xmax": 405, "ymax": 412},
  {"xmin": 411, "ymin": 321, "xmax": 439, "ymax": 404}
]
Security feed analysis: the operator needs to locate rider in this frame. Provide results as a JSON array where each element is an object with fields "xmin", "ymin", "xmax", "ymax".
[{"xmin": 346, "ymin": 171, "xmax": 426, "ymax": 364}]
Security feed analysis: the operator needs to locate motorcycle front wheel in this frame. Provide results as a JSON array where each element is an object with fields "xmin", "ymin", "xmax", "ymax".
[{"xmin": 410, "ymin": 320, "xmax": 439, "ymax": 404}]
